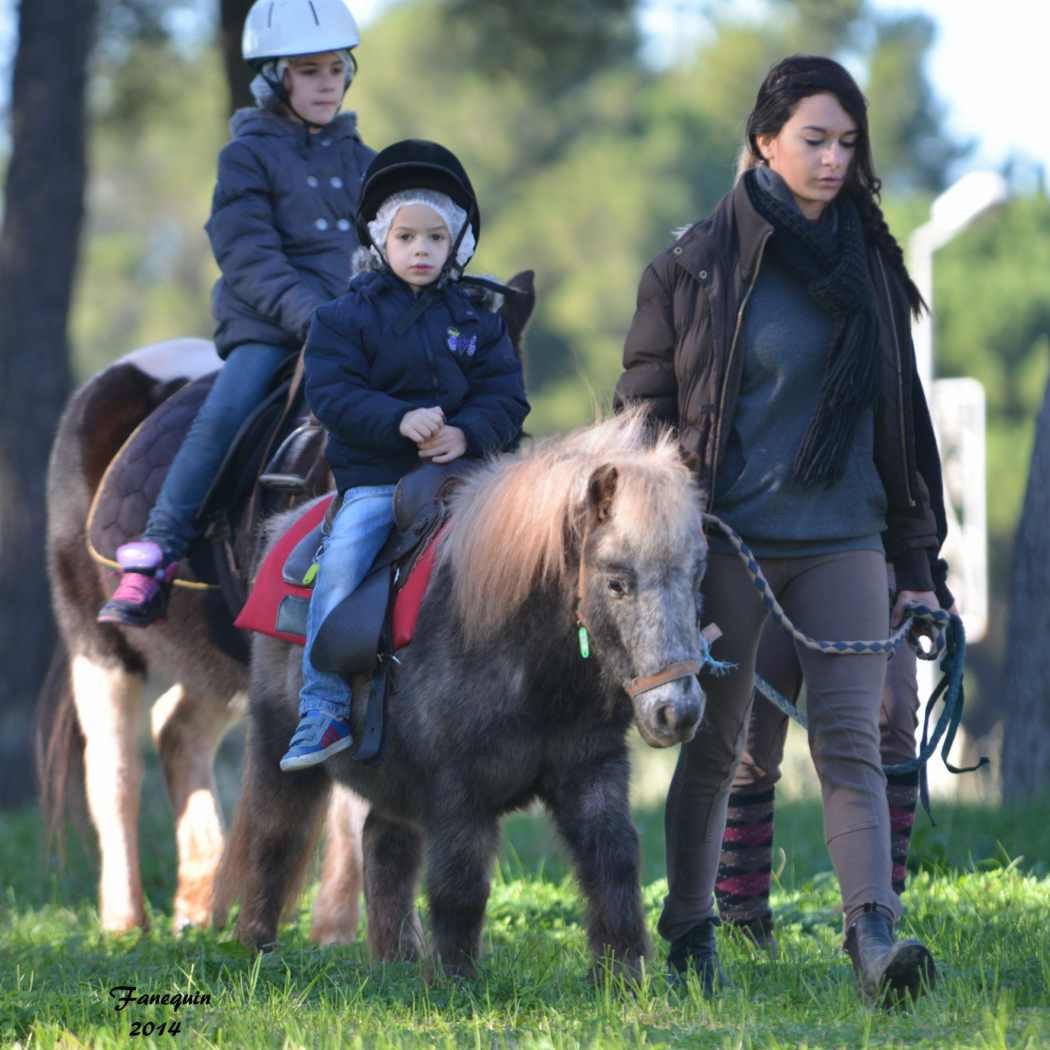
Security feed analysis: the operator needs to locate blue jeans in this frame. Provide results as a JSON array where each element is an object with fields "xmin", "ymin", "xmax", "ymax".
[
  {"xmin": 299, "ymin": 485, "xmax": 397, "ymax": 720},
  {"xmin": 145, "ymin": 342, "xmax": 291, "ymax": 561}
]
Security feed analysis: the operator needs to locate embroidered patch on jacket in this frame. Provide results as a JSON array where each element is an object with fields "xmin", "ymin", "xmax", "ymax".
[{"xmin": 446, "ymin": 326, "xmax": 477, "ymax": 357}]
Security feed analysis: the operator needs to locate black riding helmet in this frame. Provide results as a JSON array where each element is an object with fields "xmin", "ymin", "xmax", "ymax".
[{"xmin": 355, "ymin": 139, "xmax": 480, "ymax": 253}]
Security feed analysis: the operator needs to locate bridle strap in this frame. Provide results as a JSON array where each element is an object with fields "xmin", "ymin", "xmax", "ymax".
[
  {"xmin": 624, "ymin": 661, "xmax": 702, "ymax": 699},
  {"xmin": 574, "ymin": 515, "xmax": 590, "ymax": 631}
]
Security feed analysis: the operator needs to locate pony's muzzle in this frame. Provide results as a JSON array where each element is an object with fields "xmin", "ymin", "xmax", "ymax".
[{"xmin": 634, "ymin": 675, "xmax": 704, "ymax": 748}]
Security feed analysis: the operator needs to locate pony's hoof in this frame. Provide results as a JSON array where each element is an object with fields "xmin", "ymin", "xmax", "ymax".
[
  {"xmin": 590, "ymin": 954, "xmax": 646, "ymax": 994},
  {"xmin": 235, "ymin": 921, "xmax": 278, "ymax": 954}
]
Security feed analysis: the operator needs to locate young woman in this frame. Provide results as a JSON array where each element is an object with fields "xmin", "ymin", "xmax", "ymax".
[{"xmin": 616, "ymin": 54, "xmax": 944, "ymax": 1005}]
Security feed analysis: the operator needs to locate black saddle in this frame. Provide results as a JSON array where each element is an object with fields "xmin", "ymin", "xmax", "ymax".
[{"xmin": 309, "ymin": 461, "xmax": 473, "ymax": 762}]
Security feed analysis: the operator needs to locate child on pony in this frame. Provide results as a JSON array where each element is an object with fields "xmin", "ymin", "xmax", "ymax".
[
  {"xmin": 280, "ymin": 139, "xmax": 530, "ymax": 771},
  {"xmin": 100, "ymin": 0, "xmax": 374, "ymax": 627}
]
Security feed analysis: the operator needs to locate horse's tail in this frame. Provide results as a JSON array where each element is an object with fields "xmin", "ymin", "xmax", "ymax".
[
  {"xmin": 37, "ymin": 352, "xmax": 171, "ymax": 857},
  {"xmin": 34, "ymin": 640, "xmax": 86, "ymax": 858}
]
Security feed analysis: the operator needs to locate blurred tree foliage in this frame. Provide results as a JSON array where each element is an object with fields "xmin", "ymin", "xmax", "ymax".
[
  {"xmin": 866, "ymin": 13, "xmax": 970, "ymax": 192},
  {"xmin": 447, "ymin": 0, "xmax": 639, "ymax": 90},
  {"xmin": 933, "ymin": 196, "xmax": 1050, "ymax": 596},
  {"xmin": 62, "ymin": 0, "xmax": 1050, "ymax": 706}
]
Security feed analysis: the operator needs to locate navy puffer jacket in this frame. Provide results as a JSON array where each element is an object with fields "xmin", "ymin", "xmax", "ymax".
[
  {"xmin": 206, "ymin": 108, "xmax": 375, "ymax": 358},
  {"xmin": 305, "ymin": 270, "xmax": 530, "ymax": 492}
]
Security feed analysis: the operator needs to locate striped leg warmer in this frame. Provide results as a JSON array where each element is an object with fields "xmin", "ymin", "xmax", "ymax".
[
  {"xmin": 715, "ymin": 787, "xmax": 775, "ymax": 926},
  {"xmin": 886, "ymin": 769, "xmax": 919, "ymax": 896}
]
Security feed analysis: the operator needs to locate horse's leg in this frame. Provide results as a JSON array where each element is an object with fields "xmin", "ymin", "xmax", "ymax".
[
  {"xmin": 310, "ymin": 784, "xmax": 367, "ymax": 946},
  {"xmin": 232, "ymin": 728, "xmax": 330, "ymax": 952},
  {"xmin": 547, "ymin": 760, "xmax": 650, "ymax": 980},
  {"xmin": 70, "ymin": 652, "xmax": 148, "ymax": 932},
  {"xmin": 149, "ymin": 683, "xmax": 242, "ymax": 930},
  {"xmin": 361, "ymin": 809, "xmax": 424, "ymax": 963},
  {"xmin": 425, "ymin": 812, "xmax": 499, "ymax": 978}
]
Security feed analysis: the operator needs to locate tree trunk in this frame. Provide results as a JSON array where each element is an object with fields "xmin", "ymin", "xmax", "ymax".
[
  {"xmin": 0, "ymin": 0, "xmax": 97, "ymax": 807},
  {"xmin": 220, "ymin": 0, "xmax": 256, "ymax": 114},
  {"xmin": 1000, "ymin": 373, "xmax": 1050, "ymax": 801}
]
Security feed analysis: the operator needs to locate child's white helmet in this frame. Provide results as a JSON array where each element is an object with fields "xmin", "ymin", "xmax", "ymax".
[{"xmin": 242, "ymin": 0, "xmax": 360, "ymax": 64}]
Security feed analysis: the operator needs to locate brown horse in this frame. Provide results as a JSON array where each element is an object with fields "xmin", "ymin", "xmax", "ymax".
[
  {"xmin": 215, "ymin": 413, "xmax": 708, "ymax": 979},
  {"xmin": 38, "ymin": 273, "xmax": 536, "ymax": 936}
]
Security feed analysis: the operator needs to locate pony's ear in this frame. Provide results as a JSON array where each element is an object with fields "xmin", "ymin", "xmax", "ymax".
[
  {"xmin": 500, "ymin": 270, "xmax": 535, "ymax": 360},
  {"xmin": 587, "ymin": 464, "xmax": 619, "ymax": 526}
]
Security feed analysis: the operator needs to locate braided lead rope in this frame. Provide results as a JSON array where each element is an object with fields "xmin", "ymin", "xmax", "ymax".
[
  {"xmin": 702, "ymin": 513, "xmax": 950, "ymax": 660},
  {"xmin": 702, "ymin": 514, "xmax": 990, "ymax": 791}
]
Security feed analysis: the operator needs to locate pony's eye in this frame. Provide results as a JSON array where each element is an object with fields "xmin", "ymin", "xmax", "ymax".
[{"xmin": 608, "ymin": 578, "xmax": 628, "ymax": 598}]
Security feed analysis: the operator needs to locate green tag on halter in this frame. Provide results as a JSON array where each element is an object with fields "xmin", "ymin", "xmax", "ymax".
[
  {"xmin": 578, "ymin": 625, "xmax": 590, "ymax": 659},
  {"xmin": 302, "ymin": 562, "xmax": 319, "ymax": 586}
]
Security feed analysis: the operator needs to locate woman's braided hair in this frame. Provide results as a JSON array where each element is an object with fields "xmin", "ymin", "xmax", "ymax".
[{"xmin": 740, "ymin": 54, "xmax": 926, "ymax": 318}]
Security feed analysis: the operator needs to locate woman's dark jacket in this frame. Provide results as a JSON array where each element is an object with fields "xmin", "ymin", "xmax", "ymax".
[
  {"xmin": 205, "ymin": 108, "xmax": 375, "ymax": 358},
  {"xmin": 614, "ymin": 176, "xmax": 944, "ymax": 595},
  {"xmin": 305, "ymin": 270, "xmax": 530, "ymax": 493}
]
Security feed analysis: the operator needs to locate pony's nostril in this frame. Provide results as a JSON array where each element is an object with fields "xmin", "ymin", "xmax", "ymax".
[{"xmin": 657, "ymin": 703, "xmax": 677, "ymax": 731}]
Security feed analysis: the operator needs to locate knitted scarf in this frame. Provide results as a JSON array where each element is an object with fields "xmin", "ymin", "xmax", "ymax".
[{"xmin": 743, "ymin": 167, "xmax": 881, "ymax": 485}]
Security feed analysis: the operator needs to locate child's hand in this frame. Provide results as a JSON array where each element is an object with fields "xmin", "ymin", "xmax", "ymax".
[
  {"xmin": 400, "ymin": 406, "xmax": 445, "ymax": 443},
  {"xmin": 418, "ymin": 425, "xmax": 468, "ymax": 463}
]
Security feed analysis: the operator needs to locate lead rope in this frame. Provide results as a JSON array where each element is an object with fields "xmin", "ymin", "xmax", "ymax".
[{"xmin": 703, "ymin": 512, "xmax": 989, "ymax": 814}]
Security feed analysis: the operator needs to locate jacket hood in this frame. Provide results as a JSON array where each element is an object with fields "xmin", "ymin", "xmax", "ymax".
[{"xmin": 229, "ymin": 107, "xmax": 362, "ymax": 143}]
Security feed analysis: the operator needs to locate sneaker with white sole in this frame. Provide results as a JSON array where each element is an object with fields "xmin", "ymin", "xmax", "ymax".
[{"xmin": 280, "ymin": 712, "xmax": 353, "ymax": 771}]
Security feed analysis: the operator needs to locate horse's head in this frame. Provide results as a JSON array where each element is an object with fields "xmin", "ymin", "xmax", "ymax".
[
  {"xmin": 443, "ymin": 412, "xmax": 708, "ymax": 746},
  {"xmin": 575, "ymin": 459, "xmax": 706, "ymax": 748}
]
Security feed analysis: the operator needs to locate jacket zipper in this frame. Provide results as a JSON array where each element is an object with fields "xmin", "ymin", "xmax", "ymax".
[
  {"xmin": 709, "ymin": 230, "xmax": 770, "ymax": 508},
  {"xmin": 875, "ymin": 252, "xmax": 916, "ymax": 507}
]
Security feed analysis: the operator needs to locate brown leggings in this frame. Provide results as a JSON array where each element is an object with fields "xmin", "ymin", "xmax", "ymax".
[
  {"xmin": 659, "ymin": 549, "xmax": 898, "ymax": 942},
  {"xmin": 737, "ymin": 563, "xmax": 918, "ymax": 788}
]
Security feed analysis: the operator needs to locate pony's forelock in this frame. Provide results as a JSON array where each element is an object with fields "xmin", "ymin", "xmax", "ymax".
[{"xmin": 441, "ymin": 411, "xmax": 699, "ymax": 648}]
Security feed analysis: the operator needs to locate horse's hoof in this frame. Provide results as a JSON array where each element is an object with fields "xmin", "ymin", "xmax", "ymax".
[
  {"xmin": 590, "ymin": 955, "xmax": 646, "ymax": 994},
  {"xmin": 101, "ymin": 911, "xmax": 149, "ymax": 935}
]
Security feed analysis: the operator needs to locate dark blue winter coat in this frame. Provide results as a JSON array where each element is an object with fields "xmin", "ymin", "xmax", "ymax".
[
  {"xmin": 205, "ymin": 108, "xmax": 375, "ymax": 358},
  {"xmin": 304, "ymin": 270, "xmax": 530, "ymax": 492}
]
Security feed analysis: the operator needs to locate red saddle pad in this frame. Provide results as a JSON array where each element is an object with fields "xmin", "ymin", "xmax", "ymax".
[{"xmin": 234, "ymin": 496, "xmax": 443, "ymax": 651}]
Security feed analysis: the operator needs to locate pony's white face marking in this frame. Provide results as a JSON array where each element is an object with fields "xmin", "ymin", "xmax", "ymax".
[
  {"xmin": 70, "ymin": 653, "xmax": 146, "ymax": 932},
  {"xmin": 116, "ymin": 339, "xmax": 222, "ymax": 383}
]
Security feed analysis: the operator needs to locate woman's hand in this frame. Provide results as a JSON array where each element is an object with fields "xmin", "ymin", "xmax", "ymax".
[
  {"xmin": 890, "ymin": 588, "xmax": 940, "ymax": 637},
  {"xmin": 399, "ymin": 406, "xmax": 444, "ymax": 443},
  {"xmin": 418, "ymin": 425, "xmax": 467, "ymax": 464}
]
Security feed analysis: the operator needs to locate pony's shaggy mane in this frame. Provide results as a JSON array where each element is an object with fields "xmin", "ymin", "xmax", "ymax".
[{"xmin": 441, "ymin": 410, "xmax": 699, "ymax": 647}]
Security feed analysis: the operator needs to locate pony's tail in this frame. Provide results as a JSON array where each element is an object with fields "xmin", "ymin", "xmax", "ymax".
[{"xmin": 35, "ymin": 641, "xmax": 86, "ymax": 863}]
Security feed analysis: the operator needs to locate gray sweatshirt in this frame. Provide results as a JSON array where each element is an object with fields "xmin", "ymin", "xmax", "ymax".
[{"xmin": 710, "ymin": 169, "xmax": 887, "ymax": 558}]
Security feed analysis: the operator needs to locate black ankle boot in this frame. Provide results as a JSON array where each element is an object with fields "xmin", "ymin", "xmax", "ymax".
[
  {"xmin": 667, "ymin": 918, "xmax": 728, "ymax": 995},
  {"xmin": 844, "ymin": 906, "xmax": 936, "ymax": 1006}
]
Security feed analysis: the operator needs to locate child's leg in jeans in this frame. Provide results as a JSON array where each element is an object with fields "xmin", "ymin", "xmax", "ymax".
[
  {"xmin": 99, "ymin": 343, "xmax": 290, "ymax": 627},
  {"xmin": 147, "ymin": 343, "xmax": 291, "ymax": 560},
  {"xmin": 281, "ymin": 485, "xmax": 396, "ymax": 771}
]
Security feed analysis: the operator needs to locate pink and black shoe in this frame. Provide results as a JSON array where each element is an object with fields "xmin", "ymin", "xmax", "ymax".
[{"xmin": 97, "ymin": 540, "xmax": 178, "ymax": 628}]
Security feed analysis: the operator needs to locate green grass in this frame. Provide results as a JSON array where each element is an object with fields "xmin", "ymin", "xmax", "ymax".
[{"xmin": 2, "ymin": 755, "xmax": 1049, "ymax": 1049}]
